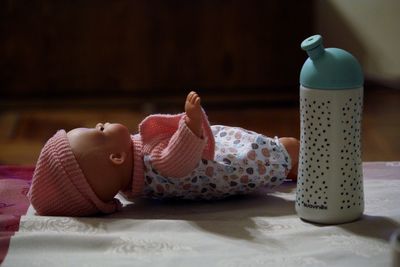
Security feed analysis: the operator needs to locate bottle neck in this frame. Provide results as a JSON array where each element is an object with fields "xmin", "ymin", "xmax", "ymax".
[{"xmin": 306, "ymin": 44, "xmax": 325, "ymax": 60}]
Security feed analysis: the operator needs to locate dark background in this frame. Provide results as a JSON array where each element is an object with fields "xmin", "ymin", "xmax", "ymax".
[
  {"xmin": 0, "ymin": 1, "xmax": 313, "ymax": 101},
  {"xmin": 2, "ymin": 1, "xmax": 398, "ymax": 165}
]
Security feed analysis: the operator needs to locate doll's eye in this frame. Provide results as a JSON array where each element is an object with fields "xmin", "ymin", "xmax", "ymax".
[{"xmin": 96, "ymin": 123, "xmax": 105, "ymax": 131}]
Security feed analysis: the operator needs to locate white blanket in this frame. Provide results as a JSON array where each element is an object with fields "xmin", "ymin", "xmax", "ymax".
[{"xmin": 3, "ymin": 162, "xmax": 400, "ymax": 267}]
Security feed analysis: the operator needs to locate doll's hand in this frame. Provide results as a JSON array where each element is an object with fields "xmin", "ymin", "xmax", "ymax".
[{"xmin": 185, "ymin": 91, "xmax": 203, "ymax": 137}]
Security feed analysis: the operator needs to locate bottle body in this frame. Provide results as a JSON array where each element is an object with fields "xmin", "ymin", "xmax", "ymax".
[{"xmin": 296, "ymin": 85, "xmax": 364, "ymax": 224}]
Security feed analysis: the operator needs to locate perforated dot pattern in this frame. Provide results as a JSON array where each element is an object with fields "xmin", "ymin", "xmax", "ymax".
[
  {"xmin": 296, "ymin": 89, "xmax": 364, "ymax": 212},
  {"xmin": 337, "ymin": 96, "xmax": 364, "ymax": 210}
]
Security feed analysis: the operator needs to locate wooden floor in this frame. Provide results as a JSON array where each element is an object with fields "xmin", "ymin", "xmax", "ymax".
[{"xmin": 0, "ymin": 87, "xmax": 399, "ymax": 165}]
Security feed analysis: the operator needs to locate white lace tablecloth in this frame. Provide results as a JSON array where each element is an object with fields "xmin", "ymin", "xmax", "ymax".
[{"xmin": 3, "ymin": 162, "xmax": 400, "ymax": 267}]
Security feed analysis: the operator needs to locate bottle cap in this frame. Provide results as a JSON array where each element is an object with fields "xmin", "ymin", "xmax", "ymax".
[{"xmin": 300, "ymin": 34, "xmax": 364, "ymax": 89}]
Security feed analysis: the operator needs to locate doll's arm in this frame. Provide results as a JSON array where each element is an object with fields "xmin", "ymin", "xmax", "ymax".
[
  {"xmin": 184, "ymin": 91, "xmax": 203, "ymax": 137},
  {"xmin": 150, "ymin": 117, "xmax": 206, "ymax": 178}
]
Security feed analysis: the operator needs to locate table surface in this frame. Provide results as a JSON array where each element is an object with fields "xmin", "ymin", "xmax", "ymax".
[{"xmin": 1, "ymin": 162, "xmax": 400, "ymax": 267}]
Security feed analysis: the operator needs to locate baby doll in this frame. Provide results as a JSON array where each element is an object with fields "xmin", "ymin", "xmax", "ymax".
[{"xmin": 28, "ymin": 91, "xmax": 299, "ymax": 216}]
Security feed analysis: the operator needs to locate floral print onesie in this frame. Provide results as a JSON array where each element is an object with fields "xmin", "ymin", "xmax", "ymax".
[{"xmin": 142, "ymin": 125, "xmax": 291, "ymax": 200}]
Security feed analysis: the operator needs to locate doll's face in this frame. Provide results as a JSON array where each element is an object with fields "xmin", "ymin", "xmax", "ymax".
[
  {"xmin": 67, "ymin": 123, "xmax": 132, "ymax": 154},
  {"xmin": 67, "ymin": 123, "xmax": 133, "ymax": 202}
]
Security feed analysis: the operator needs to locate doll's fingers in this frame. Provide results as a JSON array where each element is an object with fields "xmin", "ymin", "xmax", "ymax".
[
  {"xmin": 192, "ymin": 92, "xmax": 200, "ymax": 103},
  {"xmin": 188, "ymin": 91, "xmax": 194, "ymax": 103},
  {"xmin": 189, "ymin": 91, "xmax": 198, "ymax": 103},
  {"xmin": 194, "ymin": 96, "xmax": 201, "ymax": 105},
  {"xmin": 187, "ymin": 91, "xmax": 195, "ymax": 103},
  {"xmin": 186, "ymin": 92, "xmax": 193, "ymax": 102}
]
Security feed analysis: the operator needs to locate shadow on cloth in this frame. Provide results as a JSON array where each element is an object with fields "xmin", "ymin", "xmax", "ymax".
[
  {"xmin": 302, "ymin": 214, "xmax": 400, "ymax": 243},
  {"xmin": 340, "ymin": 215, "xmax": 400, "ymax": 242},
  {"xmin": 107, "ymin": 183, "xmax": 297, "ymax": 242}
]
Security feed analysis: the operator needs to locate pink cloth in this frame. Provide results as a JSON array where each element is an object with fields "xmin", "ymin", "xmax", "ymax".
[
  {"xmin": 127, "ymin": 110, "xmax": 215, "ymax": 197},
  {"xmin": 28, "ymin": 130, "xmax": 121, "ymax": 216},
  {"xmin": 139, "ymin": 110, "xmax": 215, "ymax": 160},
  {"xmin": 0, "ymin": 166, "xmax": 34, "ymax": 264}
]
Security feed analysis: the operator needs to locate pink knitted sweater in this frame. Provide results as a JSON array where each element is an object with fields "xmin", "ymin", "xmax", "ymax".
[{"xmin": 126, "ymin": 111, "xmax": 215, "ymax": 197}]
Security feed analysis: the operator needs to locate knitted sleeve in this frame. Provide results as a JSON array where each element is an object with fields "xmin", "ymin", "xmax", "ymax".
[{"xmin": 149, "ymin": 116, "xmax": 207, "ymax": 178}]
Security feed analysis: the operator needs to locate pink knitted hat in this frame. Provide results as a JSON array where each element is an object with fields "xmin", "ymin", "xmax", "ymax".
[{"xmin": 28, "ymin": 130, "xmax": 122, "ymax": 216}]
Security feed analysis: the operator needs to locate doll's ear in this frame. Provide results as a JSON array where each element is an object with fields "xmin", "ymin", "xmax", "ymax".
[{"xmin": 109, "ymin": 152, "xmax": 127, "ymax": 165}]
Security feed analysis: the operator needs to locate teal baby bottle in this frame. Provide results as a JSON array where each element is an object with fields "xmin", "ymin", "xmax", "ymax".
[{"xmin": 295, "ymin": 35, "xmax": 364, "ymax": 224}]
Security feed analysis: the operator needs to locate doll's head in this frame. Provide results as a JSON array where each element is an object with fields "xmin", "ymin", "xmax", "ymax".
[{"xmin": 28, "ymin": 123, "xmax": 133, "ymax": 216}]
